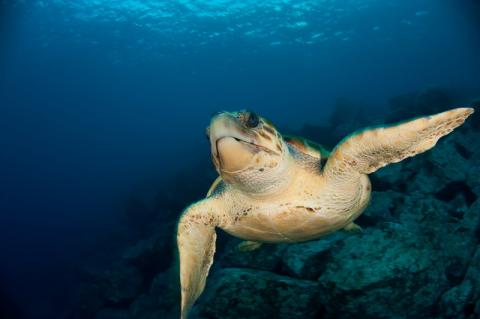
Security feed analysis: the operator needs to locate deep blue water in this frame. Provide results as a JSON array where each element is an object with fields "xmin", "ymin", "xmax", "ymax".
[{"xmin": 0, "ymin": 1, "xmax": 480, "ymax": 318}]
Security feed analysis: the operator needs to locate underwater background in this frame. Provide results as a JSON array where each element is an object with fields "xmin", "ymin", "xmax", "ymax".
[{"xmin": 1, "ymin": 0, "xmax": 480, "ymax": 318}]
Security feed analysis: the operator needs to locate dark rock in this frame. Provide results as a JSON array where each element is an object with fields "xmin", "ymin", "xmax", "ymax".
[
  {"xmin": 395, "ymin": 192, "xmax": 451, "ymax": 225},
  {"xmin": 317, "ymin": 220, "xmax": 476, "ymax": 319},
  {"xmin": 371, "ymin": 162, "xmax": 405, "ymax": 191},
  {"xmin": 428, "ymin": 135, "xmax": 469, "ymax": 183},
  {"xmin": 100, "ymin": 265, "xmax": 144, "ymax": 306},
  {"xmin": 438, "ymin": 245, "xmax": 480, "ymax": 319},
  {"xmin": 454, "ymin": 131, "xmax": 480, "ymax": 161},
  {"xmin": 129, "ymin": 294, "xmax": 170, "ymax": 319},
  {"xmin": 199, "ymin": 268, "xmax": 323, "ymax": 319},
  {"xmin": 463, "ymin": 198, "xmax": 480, "ymax": 225},
  {"xmin": 357, "ymin": 190, "xmax": 403, "ymax": 226},
  {"xmin": 403, "ymin": 162, "xmax": 445, "ymax": 195},
  {"xmin": 462, "ymin": 247, "xmax": 480, "ymax": 301},
  {"xmin": 396, "ymin": 192, "xmax": 477, "ymax": 262},
  {"xmin": 470, "ymin": 102, "xmax": 480, "ymax": 131},
  {"xmin": 438, "ymin": 280, "xmax": 474, "ymax": 319},
  {"xmin": 445, "ymin": 258, "xmax": 469, "ymax": 286},
  {"xmin": 475, "ymin": 299, "xmax": 480, "ymax": 317},
  {"xmin": 281, "ymin": 232, "xmax": 347, "ymax": 280},
  {"xmin": 466, "ymin": 153, "xmax": 480, "ymax": 197},
  {"xmin": 149, "ymin": 268, "xmax": 179, "ymax": 312},
  {"xmin": 435, "ymin": 182, "xmax": 477, "ymax": 208},
  {"xmin": 127, "ymin": 267, "xmax": 179, "ymax": 319},
  {"xmin": 467, "ymin": 168, "xmax": 480, "ymax": 198},
  {"xmin": 95, "ymin": 308, "xmax": 131, "ymax": 319},
  {"xmin": 447, "ymin": 193, "xmax": 471, "ymax": 219},
  {"xmin": 72, "ymin": 264, "xmax": 143, "ymax": 318},
  {"xmin": 221, "ymin": 241, "xmax": 288, "ymax": 272},
  {"xmin": 122, "ymin": 232, "xmax": 174, "ymax": 280}
]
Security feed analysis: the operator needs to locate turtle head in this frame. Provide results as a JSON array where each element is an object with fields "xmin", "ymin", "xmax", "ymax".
[{"xmin": 207, "ymin": 110, "xmax": 292, "ymax": 195}]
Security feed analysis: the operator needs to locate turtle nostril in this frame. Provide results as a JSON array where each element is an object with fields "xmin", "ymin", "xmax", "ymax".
[{"xmin": 245, "ymin": 111, "xmax": 260, "ymax": 128}]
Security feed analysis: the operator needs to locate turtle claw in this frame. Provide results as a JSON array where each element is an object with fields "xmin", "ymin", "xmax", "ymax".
[
  {"xmin": 237, "ymin": 241, "xmax": 263, "ymax": 252},
  {"xmin": 344, "ymin": 222, "xmax": 363, "ymax": 233}
]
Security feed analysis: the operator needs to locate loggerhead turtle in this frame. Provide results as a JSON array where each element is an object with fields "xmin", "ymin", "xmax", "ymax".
[{"xmin": 177, "ymin": 107, "xmax": 474, "ymax": 318}]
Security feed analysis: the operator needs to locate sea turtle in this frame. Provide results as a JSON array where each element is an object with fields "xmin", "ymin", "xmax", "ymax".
[{"xmin": 177, "ymin": 107, "xmax": 474, "ymax": 319}]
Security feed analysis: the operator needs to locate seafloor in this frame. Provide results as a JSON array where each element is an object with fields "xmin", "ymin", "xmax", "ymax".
[{"xmin": 68, "ymin": 88, "xmax": 480, "ymax": 319}]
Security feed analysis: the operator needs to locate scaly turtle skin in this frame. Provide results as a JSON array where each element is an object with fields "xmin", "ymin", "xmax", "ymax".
[{"xmin": 177, "ymin": 108, "xmax": 474, "ymax": 319}]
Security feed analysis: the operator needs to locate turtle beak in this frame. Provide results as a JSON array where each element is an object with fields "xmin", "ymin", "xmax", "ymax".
[
  {"xmin": 208, "ymin": 112, "xmax": 256, "ymax": 169},
  {"xmin": 209, "ymin": 112, "xmax": 244, "ymax": 153}
]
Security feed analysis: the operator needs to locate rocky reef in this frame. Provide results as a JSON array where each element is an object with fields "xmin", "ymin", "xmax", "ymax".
[{"xmin": 68, "ymin": 88, "xmax": 480, "ymax": 319}]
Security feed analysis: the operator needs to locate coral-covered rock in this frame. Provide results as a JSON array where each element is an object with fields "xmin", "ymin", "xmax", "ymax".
[{"xmin": 199, "ymin": 268, "xmax": 323, "ymax": 319}]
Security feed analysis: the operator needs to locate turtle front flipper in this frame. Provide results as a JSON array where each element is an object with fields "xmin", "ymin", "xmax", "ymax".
[
  {"xmin": 324, "ymin": 108, "xmax": 474, "ymax": 179},
  {"xmin": 177, "ymin": 199, "xmax": 221, "ymax": 319}
]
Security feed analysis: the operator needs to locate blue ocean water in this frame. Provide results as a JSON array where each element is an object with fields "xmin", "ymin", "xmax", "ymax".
[{"xmin": 0, "ymin": 1, "xmax": 480, "ymax": 318}]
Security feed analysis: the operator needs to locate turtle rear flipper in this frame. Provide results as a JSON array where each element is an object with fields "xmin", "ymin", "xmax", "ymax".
[
  {"xmin": 324, "ymin": 107, "xmax": 474, "ymax": 179},
  {"xmin": 344, "ymin": 222, "xmax": 363, "ymax": 233},
  {"xmin": 237, "ymin": 240, "xmax": 263, "ymax": 251},
  {"xmin": 177, "ymin": 199, "xmax": 219, "ymax": 319}
]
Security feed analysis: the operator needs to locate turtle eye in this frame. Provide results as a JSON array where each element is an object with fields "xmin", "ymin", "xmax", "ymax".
[{"xmin": 245, "ymin": 111, "xmax": 260, "ymax": 128}]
